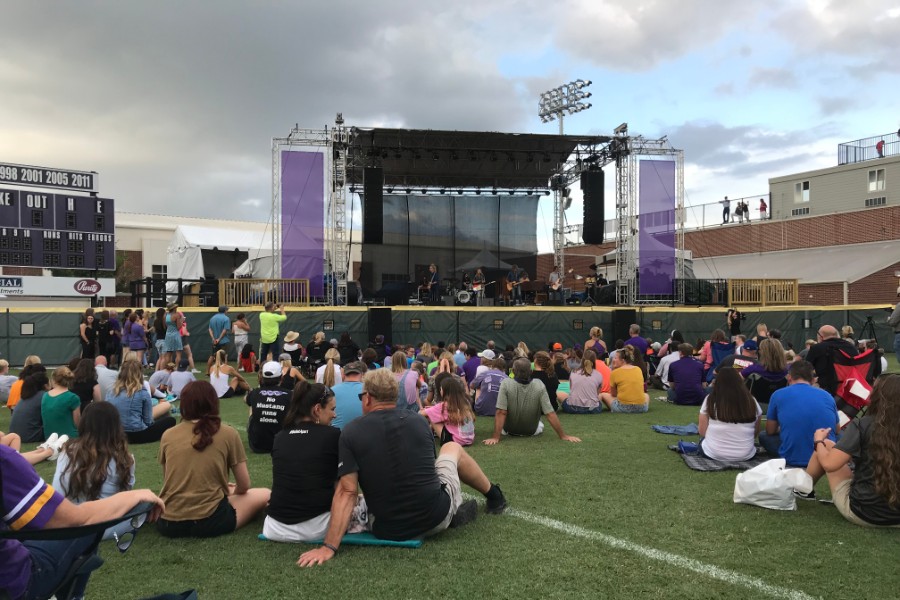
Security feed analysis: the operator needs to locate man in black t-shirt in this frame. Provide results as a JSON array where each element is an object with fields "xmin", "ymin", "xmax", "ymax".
[
  {"xmin": 714, "ymin": 339, "xmax": 759, "ymax": 376},
  {"xmin": 246, "ymin": 361, "xmax": 291, "ymax": 453},
  {"xmin": 805, "ymin": 325, "xmax": 858, "ymax": 395},
  {"xmin": 298, "ymin": 369, "xmax": 507, "ymax": 566}
]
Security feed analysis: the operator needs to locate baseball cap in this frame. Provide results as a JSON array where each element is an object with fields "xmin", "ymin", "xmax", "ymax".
[
  {"xmin": 343, "ymin": 361, "xmax": 368, "ymax": 375},
  {"xmin": 742, "ymin": 339, "xmax": 759, "ymax": 352},
  {"xmin": 478, "ymin": 349, "xmax": 496, "ymax": 360},
  {"xmin": 278, "ymin": 353, "xmax": 292, "ymax": 362},
  {"xmin": 177, "ymin": 359, "xmax": 190, "ymax": 371},
  {"xmin": 261, "ymin": 361, "xmax": 282, "ymax": 378},
  {"xmin": 552, "ymin": 342, "xmax": 563, "ymax": 351}
]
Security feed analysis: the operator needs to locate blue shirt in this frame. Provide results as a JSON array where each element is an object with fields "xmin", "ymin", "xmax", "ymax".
[
  {"xmin": 209, "ymin": 313, "xmax": 231, "ymax": 345},
  {"xmin": 106, "ymin": 388, "xmax": 154, "ymax": 432},
  {"xmin": 331, "ymin": 380, "xmax": 363, "ymax": 430},
  {"xmin": 767, "ymin": 383, "xmax": 838, "ymax": 467}
]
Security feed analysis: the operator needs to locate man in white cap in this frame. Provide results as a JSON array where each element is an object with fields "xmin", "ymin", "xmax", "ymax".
[
  {"xmin": 475, "ymin": 349, "xmax": 496, "ymax": 379},
  {"xmin": 246, "ymin": 361, "xmax": 291, "ymax": 453},
  {"xmin": 889, "ymin": 286, "xmax": 900, "ymax": 364}
]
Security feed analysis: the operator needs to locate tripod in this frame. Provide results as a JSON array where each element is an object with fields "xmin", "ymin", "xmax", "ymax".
[{"xmin": 859, "ymin": 316, "xmax": 878, "ymax": 346}]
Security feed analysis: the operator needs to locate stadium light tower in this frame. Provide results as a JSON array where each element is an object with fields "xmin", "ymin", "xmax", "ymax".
[
  {"xmin": 538, "ymin": 79, "xmax": 593, "ymax": 135},
  {"xmin": 539, "ymin": 79, "xmax": 593, "ymax": 284}
]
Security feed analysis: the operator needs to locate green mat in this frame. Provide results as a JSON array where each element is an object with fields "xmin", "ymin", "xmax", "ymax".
[{"xmin": 258, "ymin": 532, "xmax": 423, "ymax": 548}]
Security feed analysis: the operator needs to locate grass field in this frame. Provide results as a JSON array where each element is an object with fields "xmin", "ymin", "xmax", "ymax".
[{"xmin": 4, "ymin": 356, "xmax": 899, "ymax": 600}]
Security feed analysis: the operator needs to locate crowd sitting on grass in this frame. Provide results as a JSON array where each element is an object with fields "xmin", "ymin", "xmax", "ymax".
[{"xmin": 3, "ymin": 314, "xmax": 900, "ymax": 598}]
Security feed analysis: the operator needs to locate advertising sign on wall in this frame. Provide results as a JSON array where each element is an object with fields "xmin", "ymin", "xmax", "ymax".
[{"xmin": 0, "ymin": 276, "xmax": 115, "ymax": 297}]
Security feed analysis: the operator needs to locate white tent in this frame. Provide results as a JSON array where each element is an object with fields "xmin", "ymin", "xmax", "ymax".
[
  {"xmin": 455, "ymin": 248, "xmax": 512, "ymax": 271},
  {"xmin": 166, "ymin": 225, "xmax": 273, "ymax": 282},
  {"xmin": 233, "ymin": 250, "xmax": 275, "ymax": 279}
]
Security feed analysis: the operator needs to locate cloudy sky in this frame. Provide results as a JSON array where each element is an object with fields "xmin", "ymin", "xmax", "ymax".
[{"xmin": 1, "ymin": 0, "xmax": 897, "ymax": 250}]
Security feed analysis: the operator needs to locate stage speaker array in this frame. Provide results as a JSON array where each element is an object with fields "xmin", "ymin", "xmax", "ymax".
[
  {"xmin": 581, "ymin": 170, "xmax": 605, "ymax": 245},
  {"xmin": 367, "ymin": 307, "xmax": 392, "ymax": 348},
  {"xmin": 363, "ymin": 167, "xmax": 384, "ymax": 245},
  {"xmin": 611, "ymin": 308, "xmax": 637, "ymax": 345}
]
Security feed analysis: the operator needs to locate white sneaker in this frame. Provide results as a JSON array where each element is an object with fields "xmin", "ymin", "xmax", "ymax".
[
  {"xmin": 237, "ymin": 367, "xmax": 244, "ymax": 372},
  {"xmin": 46, "ymin": 434, "xmax": 68, "ymax": 461},
  {"xmin": 191, "ymin": 368, "xmax": 200, "ymax": 373},
  {"xmin": 39, "ymin": 432, "xmax": 59, "ymax": 451}
]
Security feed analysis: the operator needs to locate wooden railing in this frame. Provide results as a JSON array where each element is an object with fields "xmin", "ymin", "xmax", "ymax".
[
  {"xmin": 728, "ymin": 279, "xmax": 798, "ymax": 306},
  {"xmin": 218, "ymin": 279, "xmax": 311, "ymax": 307}
]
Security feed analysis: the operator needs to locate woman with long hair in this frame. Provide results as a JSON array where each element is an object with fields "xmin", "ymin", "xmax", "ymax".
[
  {"xmin": 552, "ymin": 351, "xmax": 571, "ymax": 403},
  {"xmin": 697, "ymin": 368, "xmax": 761, "ymax": 461},
  {"xmin": 337, "ymin": 332, "xmax": 360, "ymax": 366},
  {"xmin": 233, "ymin": 313, "xmax": 252, "ymax": 369},
  {"xmin": 391, "ymin": 350, "xmax": 420, "ymax": 411},
  {"xmin": 263, "ymin": 380, "xmax": 369, "ymax": 544},
  {"xmin": 41, "ymin": 367, "xmax": 80, "ymax": 439},
  {"xmin": 421, "ymin": 376, "xmax": 475, "ymax": 446},
  {"xmin": 803, "ymin": 374, "xmax": 900, "ymax": 526},
  {"xmin": 658, "ymin": 330, "xmax": 685, "ymax": 358},
  {"xmin": 584, "ymin": 327, "xmax": 607, "ymax": 360},
  {"xmin": 9, "ymin": 369, "xmax": 50, "ymax": 443},
  {"xmin": 600, "ymin": 346, "xmax": 650, "ymax": 413},
  {"xmin": 162, "ymin": 302, "xmax": 184, "ymax": 367},
  {"xmin": 52, "ymin": 402, "xmax": 136, "ymax": 540},
  {"xmin": 153, "ymin": 307, "xmax": 168, "ymax": 370},
  {"xmin": 698, "ymin": 328, "xmax": 730, "ymax": 376},
  {"xmin": 207, "ymin": 349, "xmax": 250, "ymax": 399},
  {"xmin": 105, "ymin": 361, "xmax": 175, "ymax": 444},
  {"xmin": 126, "ymin": 312, "xmax": 148, "ymax": 366},
  {"xmin": 70, "ymin": 358, "xmax": 100, "ymax": 414},
  {"xmin": 315, "ymin": 348, "xmax": 342, "ymax": 387},
  {"xmin": 562, "ymin": 349, "xmax": 604, "ymax": 414},
  {"xmin": 740, "ymin": 338, "xmax": 788, "ymax": 381},
  {"xmin": 532, "ymin": 351, "xmax": 560, "ymax": 411},
  {"xmin": 157, "ymin": 381, "xmax": 270, "ymax": 538},
  {"xmin": 5, "ymin": 358, "xmax": 43, "ymax": 413},
  {"xmin": 274, "ymin": 352, "xmax": 302, "ymax": 391},
  {"xmin": 361, "ymin": 347, "xmax": 380, "ymax": 371},
  {"xmin": 79, "ymin": 313, "xmax": 97, "ymax": 360}
]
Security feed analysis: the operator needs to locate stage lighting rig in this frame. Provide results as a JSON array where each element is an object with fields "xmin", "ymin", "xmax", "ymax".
[{"xmin": 538, "ymin": 79, "xmax": 593, "ymax": 133}]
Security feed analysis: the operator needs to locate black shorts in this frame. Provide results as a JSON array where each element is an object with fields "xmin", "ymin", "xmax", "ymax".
[
  {"xmin": 156, "ymin": 496, "xmax": 236, "ymax": 538},
  {"xmin": 439, "ymin": 425, "xmax": 454, "ymax": 446},
  {"xmin": 220, "ymin": 387, "xmax": 237, "ymax": 399}
]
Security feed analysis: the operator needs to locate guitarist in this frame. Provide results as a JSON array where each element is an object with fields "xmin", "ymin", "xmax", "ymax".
[
  {"xmin": 548, "ymin": 265, "xmax": 563, "ymax": 304},
  {"xmin": 427, "ymin": 263, "xmax": 440, "ymax": 305},
  {"xmin": 506, "ymin": 264, "xmax": 528, "ymax": 306},
  {"xmin": 473, "ymin": 268, "xmax": 486, "ymax": 306}
]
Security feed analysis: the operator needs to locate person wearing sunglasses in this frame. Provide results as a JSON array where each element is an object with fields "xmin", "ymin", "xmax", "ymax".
[
  {"xmin": 1, "ymin": 444, "xmax": 164, "ymax": 600},
  {"xmin": 157, "ymin": 381, "xmax": 270, "ymax": 538},
  {"xmin": 264, "ymin": 381, "xmax": 369, "ymax": 543},
  {"xmin": 298, "ymin": 369, "xmax": 507, "ymax": 567}
]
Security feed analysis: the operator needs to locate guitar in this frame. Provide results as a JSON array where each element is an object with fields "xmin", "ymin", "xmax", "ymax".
[
  {"xmin": 472, "ymin": 280, "xmax": 496, "ymax": 292},
  {"xmin": 550, "ymin": 280, "xmax": 563, "ymax": 291},
  {"xmin": 506, "ymin": 277, "xmax": 530, "ymax": 292}
]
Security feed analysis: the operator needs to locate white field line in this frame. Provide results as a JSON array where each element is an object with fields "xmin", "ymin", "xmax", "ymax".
[{"xmin": 469, "ymin": 495, "xmax": 819, "ymax": 600}]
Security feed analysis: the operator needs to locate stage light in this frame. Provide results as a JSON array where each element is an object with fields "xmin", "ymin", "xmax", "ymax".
[
  {"xmin": 439, "ymin": 188, "xmax": 446, "ymax": 194},
  {"xmin": 405, "ymin": 188, "xmax": 412, "ymax": 195},
  {"xmin": 527, "ymin": 190, "xmax": 534, "ymax": 196},
  {"xmin": 491, "ymin": 188, "xmax": 497, "ymax": 195},
  {"xmin": 386, "ymin": 187, "xmax": 394, "ymax": 193},
  {"xmin": 432, "ymin": 152, "xmax": 439, "ymax": 161},
  {"xmin": 420, "ymin": 188, "xmax": 427, "ymax": 194},
  {"xmin": 475, "ymin": 188, "xmax": 481, "ymax": 195},
  {"xmin": 456, "ymin": 189, "xmax": 464, "ymax": 195},
  {"xmin": 538, "ymin": 78, "xmax": 593, "ymax": 128},
  {"xmin": 508, "ymin": 189, "xmax": 514, "ymax": 195}
]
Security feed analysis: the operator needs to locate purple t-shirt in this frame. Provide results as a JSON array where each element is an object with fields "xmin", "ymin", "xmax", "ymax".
[
  {"xmin": 740, "ymin": 363, "xmax": 788, "ymax": 382},
  {"xmin": 626, "ymin": 336, "xmax": 649, "ymax": 357},
  {"xmin": 667, "ymin": 356, "xmax": 706, "ymax": 405},
  {"xmin": 1, "ymin": 445, "xmax": 65, "ymax": 600},
  {"xmin": 463, "ymin": 356, "xmax": 481, "ymax": 384}
]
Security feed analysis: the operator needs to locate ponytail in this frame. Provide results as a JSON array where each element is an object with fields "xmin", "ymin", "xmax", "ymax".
[
  {"xmin": 323, "ymin": 357, "xmax": 336, "ymax": 387},
  {"xmin": 581, "ymin": 349, "xmax": 597, "ymax": 375}
]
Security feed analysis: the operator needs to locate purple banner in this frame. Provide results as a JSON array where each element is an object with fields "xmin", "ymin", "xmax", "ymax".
[
  {"xmin": 281, "ymin": 151, "xmax": 324, "ymax": 295},
  {"xmin": 638, "ymin": 160, "xmax": 676, "ymax": 295}
]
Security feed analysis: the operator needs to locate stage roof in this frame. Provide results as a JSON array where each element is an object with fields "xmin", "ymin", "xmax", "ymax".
[{"xmin": 346, "ymin": 128, "xmax": 610, "ymax": 189}]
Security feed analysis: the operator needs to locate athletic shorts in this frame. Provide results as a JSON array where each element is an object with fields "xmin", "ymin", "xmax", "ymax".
[
  {"xmin": 423, "ymin": 455, "xmax": 464, "ymax": 537},
  {"xmin": 156, "ymin": 496, "xmax": 236, "ymax": 538}
]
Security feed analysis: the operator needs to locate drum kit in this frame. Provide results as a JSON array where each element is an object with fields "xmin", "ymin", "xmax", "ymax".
[{"xmin": 437, "ymin": 274, "xmax": 495, "ymax": 305}]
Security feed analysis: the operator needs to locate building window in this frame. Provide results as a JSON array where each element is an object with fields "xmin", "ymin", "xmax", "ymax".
[
  {"xmin": 791, "ymin": 207, "xmax": 810, "ymax": 216},
  {"xmin": 794, "ymin": 181, "xmax": 810, "ymax": 203},
  {"xmin": 151, "ymin": 264, "xmax": 167, "ymax": 280},
  {"xmin": 868, "ymin": 169, "xmax": 885, "ymax": 192},
  {"xmin": 865, "ymin": 196, "xmax": 886, "ymax": 207}
]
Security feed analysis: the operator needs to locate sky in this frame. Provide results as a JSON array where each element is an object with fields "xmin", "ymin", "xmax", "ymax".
[{"xmin": 1, "ymin": 0, "xmax": 898, "ymax": 252}]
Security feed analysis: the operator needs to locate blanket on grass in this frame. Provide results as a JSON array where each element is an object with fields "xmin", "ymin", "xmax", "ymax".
[
  {"xmin": 652, "ymin": 424, "xmax": 699, "ymax": 436},
  {"xmin": 258, "ymin": 532, "xmax": 422, "ymax": 548},
  {"xmin": 667, "ymin": 444, "xmax": 769, "ymax": 471}
]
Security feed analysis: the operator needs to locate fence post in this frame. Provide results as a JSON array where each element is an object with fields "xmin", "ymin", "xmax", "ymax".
[
  {"xmin": 177, "ymin": 278, "xmax": 184, "ymax": 306},
  {"xmin": 145, "ymin": 277, "xmax": 153, "ymax": 308}
]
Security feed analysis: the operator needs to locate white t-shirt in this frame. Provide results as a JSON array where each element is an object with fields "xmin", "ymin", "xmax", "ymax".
[
  {"xmin": 315, "ymin": 364, "xmax": 343, "ymax": 386},
  {"xmin": 209, "ymin": 371, "xmax": 231, "ymax": 398},
  {"xmin": 699, "ymin": 398, "xmax": 762, "ymax": 462},
  {"xmin": 655, "ymin": 353, "xmax": 679, "ymax": 389}
]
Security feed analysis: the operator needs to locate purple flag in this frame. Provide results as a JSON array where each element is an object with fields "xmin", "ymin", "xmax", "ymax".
[
  {"xmin": 281, "ymin": 150, "xmax": 324, "ymax": 296},
  {"xmin": 638, "ymin": 160, "xmax": 676, "ymax": 295}
]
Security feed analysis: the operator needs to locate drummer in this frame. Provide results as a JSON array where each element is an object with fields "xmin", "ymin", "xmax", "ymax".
[{"xmin": 473, "ymin": 267, "xmax": 486, "ymax": 306}]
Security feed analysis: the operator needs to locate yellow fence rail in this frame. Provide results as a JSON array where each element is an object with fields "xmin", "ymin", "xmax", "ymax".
[
  {"xmin": 728, "ymin": 279, "xmax": 798, "ymax": 306},
  {"xmin": 218, "ymin": 279, "xmax": 311, "ymax": 307}
]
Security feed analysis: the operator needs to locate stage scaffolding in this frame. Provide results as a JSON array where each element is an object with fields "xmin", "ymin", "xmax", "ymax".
[{"xmin": 271, "ymin": 118, "xmax": 681, "ymax": 307}]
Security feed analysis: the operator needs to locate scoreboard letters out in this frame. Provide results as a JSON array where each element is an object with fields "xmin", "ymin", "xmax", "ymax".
[{"xmin": 0, "ymin": 187, "xmax": 115, "ymax": 270}]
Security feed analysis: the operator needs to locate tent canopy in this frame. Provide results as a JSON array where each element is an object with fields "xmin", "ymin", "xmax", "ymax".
[
  {"xmin": 455, "ymin": 248, "xmax": 512, "ymax": 271},
  {"xmin": 167, "ymin": 225, "xmax": 272, "ymax": 282}
]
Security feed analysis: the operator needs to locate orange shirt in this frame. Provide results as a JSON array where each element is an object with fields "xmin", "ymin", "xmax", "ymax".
[
  {"xmin": 6, "ymin": 379, "xmax": 24, "ymax": 410},
  {"xmin": 595, "ymin": 360, "xmax": 612, "ymax": 394}
]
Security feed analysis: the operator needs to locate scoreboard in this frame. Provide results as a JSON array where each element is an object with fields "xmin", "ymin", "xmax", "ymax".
[{"xmin": 0, "ymin": 187, "xmax": 115, "ymax": 270}]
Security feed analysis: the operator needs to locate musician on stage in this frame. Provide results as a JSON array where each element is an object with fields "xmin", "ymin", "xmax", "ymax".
[
  {"xmin": 507, "ymin": 264, "xmax": 527, "ymax": 306},
  {"xmin": 428, "ymin": 264, "xmax": 440, "ymax": 304},
  {"xmin": 473, "ymin": 267, "xmax": 486, "ymax": 306},
  {"xmin": 548, "ymin": 265, "xmax": 563, "ymax": 304}
]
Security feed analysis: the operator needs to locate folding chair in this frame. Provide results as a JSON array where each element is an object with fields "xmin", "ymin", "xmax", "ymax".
[
  {"xmin": 745, "ymin": 373, "xmax": 787, "ymax": 407},
  {"xmin": 706, "ymin": 341, "xmax": 735, "ymax": 383},
  {"xmin": 833, "ymin": 346, "xmax": 878, "ymax": 424},
  {"xmin": 0, "ymin": 502, "xmax": 154, "ymax": 600}
]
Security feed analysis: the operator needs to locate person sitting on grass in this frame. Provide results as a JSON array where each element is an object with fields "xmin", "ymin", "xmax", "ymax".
[
  {"xmin": 697, "ymin": 368, "xmax": 762, "ymax": 462},
  {"xmin": 41, "ymin": 367, "xmax": 81, "ymax": 440},
  {"xmin": 800, "ymin": 373, "xmax": 900, "ymax": 526},
  {"xmin": 157, "ymin": 381, "xmax": 270, "ymax": 538},
  {"xmin": 740, "ymin": 338, "xmax": 788, "ymax": 385},
  {"xmin": 53, "ymin": 402, "xmax": 137, "ymax": 540},
  {"xmin": 667, "ymin": 344, "xmax": 706, "ymax": 406},
  {"xmin": 263, "ymin": 381, "xmax": 370, "ymax": 543},
  {"xmin": 471, "ymin": 356, "xmax": 508, "ymax": 416},
  {"xmin": 4, "ymin": 355, "xmax": 41, "ymax": 412},
  {"xmin": 239, "ymin": 343, "xmax": 257, "ymax": 373},
  {"xmin": 600, "ymin": 346, "xmax": 650, "ymax": 413},
  {"xmin": 105, "ymin": 361, "xmax": 176, "ymax": 444},
  {"xmin": 316, "ymin": 348, "xmax": 343, "ymax": 387},
  {"xmin": 8, "ymin": 369, "xmax": 49, "ymax": 443},
  {"xmin": 421, "ymin": 375, "xmax": 476, "ymax": 446},
  {"xmin": 531, "ymin": 351, "xmax": 560, "ymax": 411},
  {"xmin": 484, "ymin": 358, "xmax": 580, "ymax": 445},
  {"xmin": 297, "ymin": 369, "xmax": 507, "ymax": 566},
  {"xmin": 277, "ymin": 353, "xmax": 303, "ymax": 391},
  {"xmin": 207, "ymin": 349, "xmax": 250, "ymax": 399},
  {"xmin": 0, "ymin": 359, "xmax": 18, "ymax": 405},
  {"xmin": 561, "ymin": 349, "xmax": 604, "ymax": 414},
  {"xmin": 331, "ymin": 361, "xmax": 366, "ymax": 430},
  {"xmin": 149, "ymin": 362, "xmax": 176, "ymax": 397},
  {"xmin": 167, "ymin": 359, "xmax": 197, "ymax": 398},
  {"xmin": 245, "ymin": 361, "xmax": 292, "ymax": 453},
  {"xmin": 1, "ymin": 428, "xmax": 60, "ymax": 465},
  {"xmin": 0, "ymin": 443, "xmax": 164, "ymax": 600}
]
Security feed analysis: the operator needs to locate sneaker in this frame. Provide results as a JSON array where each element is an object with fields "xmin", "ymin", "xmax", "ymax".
[
  {"xmin": 449, "ymin": 499, "xmax": 478, "ymax": 529},
  {"xmin": 48, "ymin": 435, "xmax": 69, "ymax": 462},
  {"xmin": 793, "ymin": 489, "xmax": 816, "ymax": 501},
  {"xmin": 39, "ymin": 432, "xmax": 59, "ymax": 451},
  {"xmin": 485, "ymin": 484, "xmax": 507, "ymax": 515},
  {"xmin": 191, "ymin": 368, "xmax": 201, "ymax": 373}
]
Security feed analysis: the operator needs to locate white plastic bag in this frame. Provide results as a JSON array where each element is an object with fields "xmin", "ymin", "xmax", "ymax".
[{"xmin": 733, "ymin": 459, "xmax": 813, "ymax": 511}]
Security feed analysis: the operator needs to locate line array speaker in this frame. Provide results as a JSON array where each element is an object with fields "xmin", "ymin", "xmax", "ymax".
[
  {"xmin": 363, "ymin": 167, "xmax": 384, "ymax": 244},
  {"xmin": 581, "ymin": 170, "xmax": 605, "ymax": 245}
]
